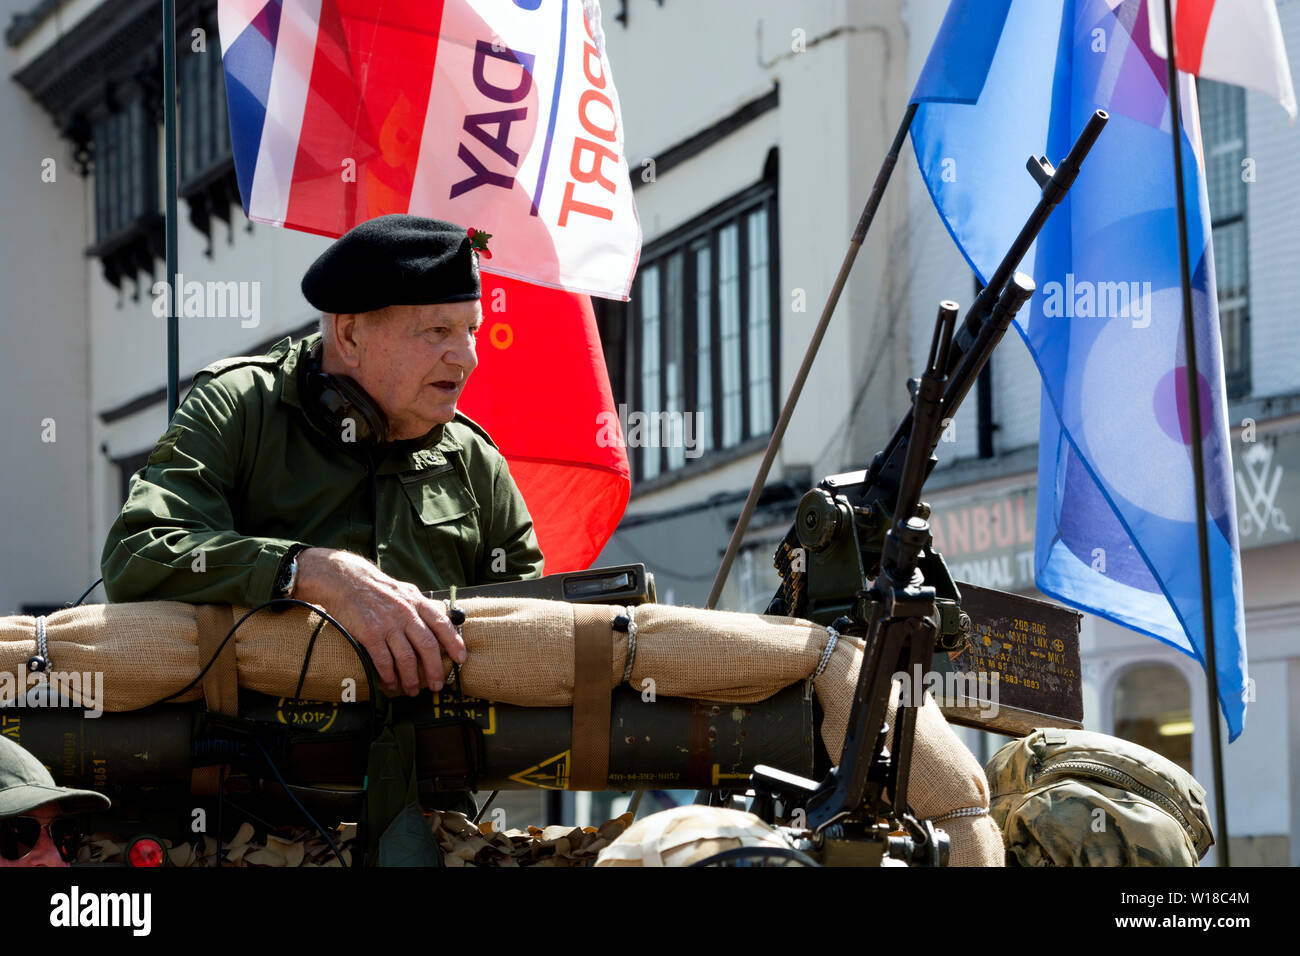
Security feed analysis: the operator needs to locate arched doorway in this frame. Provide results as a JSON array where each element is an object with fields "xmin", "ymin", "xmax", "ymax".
[{"xmin": 1113, "ymin": 663, "xmax": 1193, "ymax": 773}]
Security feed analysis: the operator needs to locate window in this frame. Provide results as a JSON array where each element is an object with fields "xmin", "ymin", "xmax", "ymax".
[
  {"xmin": 629, "ymin": 179, "xmax": 779, "ymax": 481},
  {"xmin": 178, "ymin": 10, "xmax": 242, "ymax": 253},
  {"xmin": 718, "ymin": 223, "xmax": 742, "ymax": 448},
  {"xmin": 89, "ymin": 92, "xmax": 163, "ymax": 291},
  {"xmin": 737, "ymin": 547, "xmax": 760, "ymax": 612},
  {"xmin": 93, "ymin": 97, "xmax": 157, "ymax": 244},
  {"xmin": 639, "ymin": 263, "xmax": 662, "ymax": 480},
  {"xmin": 694, "ymin": 240, "xmax": 713, "ymax": 455},
  {"xmin": 179, "ymin": 31, "xmax": 233, "ymax": 183},
  {"xmin": 1113, "ymin": 663, "xmax": 1192, "ymax": 773},
  {"xmin": 747, "ymin": 206, "xmax": 773, "ymax": 437},
  {"xmin": 1197, "ymin": 78, "xmax": 1250, "ymax": 398}
]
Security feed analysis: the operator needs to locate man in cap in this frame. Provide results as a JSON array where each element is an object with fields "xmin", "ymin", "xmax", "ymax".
[
  {"xmin": 0, "ymin": 735, "xmax": 109, "ymax": 867},
  {"xmin": 101, "ymin": 215, "xmax": 545, "ymax": 697}
]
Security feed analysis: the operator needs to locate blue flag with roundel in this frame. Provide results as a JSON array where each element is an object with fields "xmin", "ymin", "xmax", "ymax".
[{"xmin": 910, "ymin": 0, "xmax": 1248, "ymax": 739}]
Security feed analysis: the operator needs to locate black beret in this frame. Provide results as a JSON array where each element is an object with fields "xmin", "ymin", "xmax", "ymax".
[{"xmin": 301, "ymin": 214, "xmax": 481, "ymax": 314}]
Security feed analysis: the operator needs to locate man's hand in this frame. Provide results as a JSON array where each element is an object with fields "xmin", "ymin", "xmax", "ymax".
[{"xmin": 293, "ymin": 547, "xmax": 467, "ymax": 696}]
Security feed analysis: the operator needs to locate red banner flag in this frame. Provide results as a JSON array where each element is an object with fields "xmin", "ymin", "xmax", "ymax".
[{"xmin": 459, "ymin": 275, "xmax": 629, "ymax": 572}]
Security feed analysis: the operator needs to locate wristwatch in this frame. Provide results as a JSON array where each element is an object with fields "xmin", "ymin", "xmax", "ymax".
[{"xmin": 274, "ymin": 545, "xmax": 308, "ymax": 599}]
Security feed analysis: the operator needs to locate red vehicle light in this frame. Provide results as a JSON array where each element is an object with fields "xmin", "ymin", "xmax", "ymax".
[{"xmin": 126, "ymin": 837, "xmax": 167, "ymax": 868}]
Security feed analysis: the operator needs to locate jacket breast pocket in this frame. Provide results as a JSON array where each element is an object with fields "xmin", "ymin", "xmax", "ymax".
[
  {"xmin": 399, "ymin": 466, "xmax": 481, "ymax": 587},
  {"xmin": 401, "ymin": 465, "xmax": 479, "ymax": 525}
]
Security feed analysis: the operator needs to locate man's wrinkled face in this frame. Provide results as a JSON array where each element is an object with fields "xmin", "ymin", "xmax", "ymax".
[{"xmin": 348, "ymin": 301, "xmax": 481, "ymax": 441}]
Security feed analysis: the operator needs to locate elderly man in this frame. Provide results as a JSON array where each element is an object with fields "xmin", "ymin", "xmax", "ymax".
[
  {"xmin": 0, "ymin": 735, "xmax": 110, "ymax": 867},
  {"xmin": 102, "ymin": 215, "xmax": 545, "ymax": 697}
]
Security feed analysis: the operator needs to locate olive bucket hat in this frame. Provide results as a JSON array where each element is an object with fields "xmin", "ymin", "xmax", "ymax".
[{"xmin": 0, "ymin": 735, "xmax": 110, "ymax": 816}]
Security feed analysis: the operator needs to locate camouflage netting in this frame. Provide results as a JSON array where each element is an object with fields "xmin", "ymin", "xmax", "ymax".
[
  {"xmin": 80, "ymin": 812, "xmax": 637, "ymax": 868},
  {"xmin": 1, "ymin": 599, "xmax": 1001, "ymax": 866}
]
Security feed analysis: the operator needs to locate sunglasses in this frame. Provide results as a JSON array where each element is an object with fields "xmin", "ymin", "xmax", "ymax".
[{"xmin": 0, "ymin": 815, "xmax": 82, "ymax": 863}]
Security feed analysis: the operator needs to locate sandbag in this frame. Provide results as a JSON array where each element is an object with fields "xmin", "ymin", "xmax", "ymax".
[
  {"xmin": 0, "ymin": 599, "xmax": 1001, "ymax": 865},
  {"xmin": 0, "ymin": 599, "xmax": 827, "ymax": 710}
]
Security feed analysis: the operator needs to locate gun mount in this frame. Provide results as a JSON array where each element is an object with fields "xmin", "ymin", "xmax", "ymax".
[{"xmin": 745, "ymin": 110, "xmax": 1109, "ymax": 866}]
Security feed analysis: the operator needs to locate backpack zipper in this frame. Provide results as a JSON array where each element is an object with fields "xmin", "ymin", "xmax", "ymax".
[{"xmin": 1036, "ymin": 757, "xmax": 1198, "ymax": 840}]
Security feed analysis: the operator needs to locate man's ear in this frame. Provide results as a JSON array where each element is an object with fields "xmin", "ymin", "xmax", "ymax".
[{"xmin": 332, "ymin": 313, "xmax": 363, "ymax": 370}]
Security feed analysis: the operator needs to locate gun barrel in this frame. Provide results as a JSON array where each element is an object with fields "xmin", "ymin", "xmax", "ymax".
[
  {"xmin": 895, "ymin": 301, "xmax": 959, "ymax": 531},
  {"xmin": 935, "ymin": 272, "xmax": 1035, "ymax": 436},
  {"xmin": 861, "ymin": 110, "xmax": 1108, "ymax": 504},
  {"xmin": 971, "ymin": 109, "xmax": 1108, "ymax": 326}
]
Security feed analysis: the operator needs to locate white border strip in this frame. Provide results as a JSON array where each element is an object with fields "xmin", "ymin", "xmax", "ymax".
[
  {"xmin": 249, "ymin": 0, "xmax": 324, "ymax": 225},
  {"xmin": 217, "ymin": 0, "xmax": 266, "ymax": 55}
]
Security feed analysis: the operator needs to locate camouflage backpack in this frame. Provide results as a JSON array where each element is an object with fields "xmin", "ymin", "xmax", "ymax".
[{"xmin": 985, "ymin": 729, "xmax": 1214, "ymax": 866}]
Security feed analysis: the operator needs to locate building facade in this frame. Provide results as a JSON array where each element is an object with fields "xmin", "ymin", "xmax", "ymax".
[
  {"xmin": 595, "ymin": 0, "xmax": 1300, "ymax": 864},
  {"xmin": 2, "ymin": 0, "xmax": 1297, "ymax": 860}
]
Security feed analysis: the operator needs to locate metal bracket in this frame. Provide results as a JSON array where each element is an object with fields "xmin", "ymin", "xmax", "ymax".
[{"xmin": 1027, "ymin": 154, "xmax": 1055, "ymax": 187}]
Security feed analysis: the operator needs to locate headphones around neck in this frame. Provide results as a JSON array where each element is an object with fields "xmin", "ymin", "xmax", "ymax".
[{"xmin": 303, "ymin": 345, "xmax": 390, "ymax": 448}]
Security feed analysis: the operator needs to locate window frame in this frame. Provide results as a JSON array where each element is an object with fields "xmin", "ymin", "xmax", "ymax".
[
  {"xmin": 1196, "ymin": 77, "xmax": 1251, "ymax": 399},
  {"xmin": 91, "ymin": 95, "xmax": 158, "ymax": 247},
  {"xmin": 178, "ymin": 8, "xmax": 234, "ymax": 189},
  {"xmin": 629, "ymin": 177, "xmax": 780, "ymax": 483}
]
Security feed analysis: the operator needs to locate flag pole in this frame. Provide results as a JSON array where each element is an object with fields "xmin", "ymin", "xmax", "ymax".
[
  {"xmin": 705, "ymin": 102, "xmax": 918, "ymax": 610},
  {"xmin": 1161, "ymin": 0, "xmax": 1230, "ymax": 867},
  {"xmin": 163, "ymin": 0, "xmax": 181, "ymax": 420}
]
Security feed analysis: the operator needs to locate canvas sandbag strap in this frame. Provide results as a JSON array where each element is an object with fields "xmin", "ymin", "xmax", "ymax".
[
  {"xmin": 191, "ymin": 605, "xmax": 238, "ymax": 796},
  {"xmin": 195, "ymin": 604, "xmax": 239, "ymax": 716},
  {"xmin": 570, "ymin": 605, "xmax": 614, "ymax": 791}
]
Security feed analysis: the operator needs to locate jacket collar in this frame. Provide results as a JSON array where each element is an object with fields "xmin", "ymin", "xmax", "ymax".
[{"xmin": 278, "ymin": 332, "xmax": 462, "ymax": 469}]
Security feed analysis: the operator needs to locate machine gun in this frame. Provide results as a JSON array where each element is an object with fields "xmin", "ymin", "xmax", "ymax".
[{"xmin": 741, "ymin": 110, "xmax": 1110, "ymax": 867}]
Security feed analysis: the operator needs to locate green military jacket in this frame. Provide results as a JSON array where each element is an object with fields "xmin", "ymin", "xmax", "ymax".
[{"xmin": 101, "ymin": 333, "xmax": 545, "ymax": 606}]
